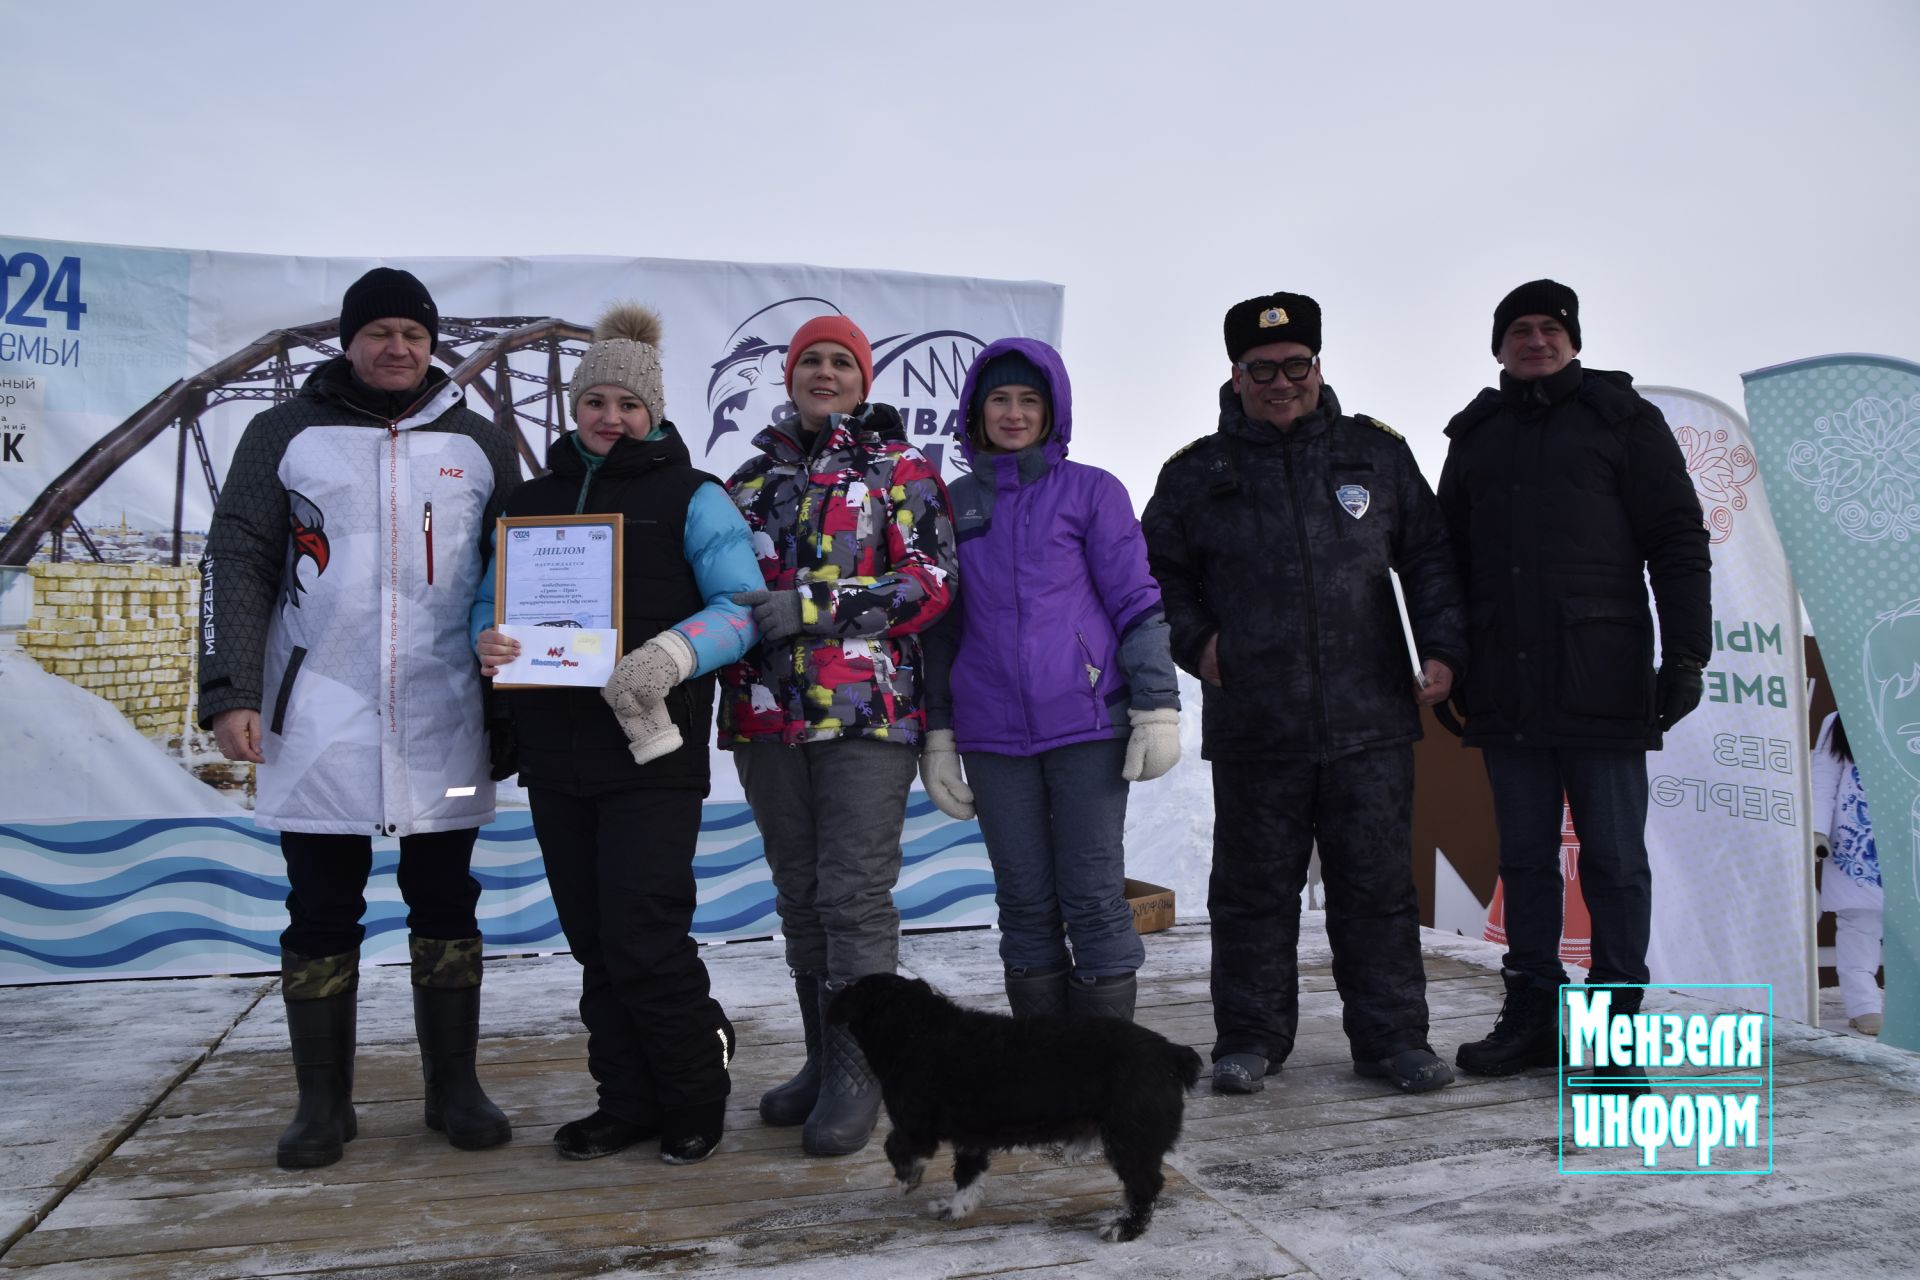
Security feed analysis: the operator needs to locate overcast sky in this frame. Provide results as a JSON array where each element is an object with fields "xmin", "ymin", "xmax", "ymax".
[{"xmin": 5, "ymin": 0, "xmax": 1916, "ymax": 498}]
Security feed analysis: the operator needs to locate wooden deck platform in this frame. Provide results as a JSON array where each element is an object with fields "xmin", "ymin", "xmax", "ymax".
[{"xmin": 4, "ymin": 923, "xmax": 1917, "ymax": 1279}]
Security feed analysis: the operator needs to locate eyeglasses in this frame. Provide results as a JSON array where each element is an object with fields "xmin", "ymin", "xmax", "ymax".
[{"xmin": 1235, "ymin": 356, "xmax": 1318, "ymax": 384}]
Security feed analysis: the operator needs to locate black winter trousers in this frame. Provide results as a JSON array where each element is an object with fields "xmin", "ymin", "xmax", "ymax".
[
  {"xmin": 1209, "ymin": 746, "xmax": 1431, "ymax": 1064},
  {"xmin": 280, "ymin": 828, "xmax": 481, "ymax": 957},
  {"xmin": 528, "ymin": 783, "xmax": 731, "ymax": 1123}
]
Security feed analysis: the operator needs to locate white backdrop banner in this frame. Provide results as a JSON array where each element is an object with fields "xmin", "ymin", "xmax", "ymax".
[
  {"xmin": 1638, "ymin": 387, "xmax": 1814, "ymax": 1022},
  {"xmin": 0, "ymin": 235, "xmax": 1060, "ymax": 981}
]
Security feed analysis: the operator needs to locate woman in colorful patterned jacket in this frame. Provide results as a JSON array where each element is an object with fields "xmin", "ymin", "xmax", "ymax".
[
  {"xmin": 919, "ymin": 337, "xmax": 1181, "ymax": 1022},
  {"xmin": 719, "ymin": 314, "xmax": 957, "ymax": 1156}
]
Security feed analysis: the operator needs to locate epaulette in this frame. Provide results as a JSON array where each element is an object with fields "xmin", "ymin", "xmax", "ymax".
[
  {"xmin": 1163, "ymin": 437, "xmax": 1209, "ymax": 466},
  {"xmin": 1353, "ymin": 414, "xmax": 1403, "ymax": 441}
]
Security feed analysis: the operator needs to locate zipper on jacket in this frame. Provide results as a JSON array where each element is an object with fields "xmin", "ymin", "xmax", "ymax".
[
  {"xmin": 422, "ymin": 501, "xmax": 434, "ymax": 586},
  {"xmin": 1075, "ymin": 631, "xmax": 1106, "ymax": 731},
  {"xmin": 1282, "ymin": 441, "xmax": 1332, "ymax": 762},
  {"xmin": 385, "ymin": 426, "xmax": 402, "ymax": 761},
  {"xmin": 1010, "ymin": 495, "xmax": 1036, "ymax": 749}
]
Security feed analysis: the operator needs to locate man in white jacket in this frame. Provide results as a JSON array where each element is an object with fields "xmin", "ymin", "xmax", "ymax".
[{"xmin": 200, "ymin": 267, "xmax": 520, "ymax": 1168}]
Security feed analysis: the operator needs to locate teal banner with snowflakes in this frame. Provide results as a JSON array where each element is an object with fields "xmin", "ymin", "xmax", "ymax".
[{"xmin": 1743, "ymin": 355, "xmax": 1920, "ymax": 1051}]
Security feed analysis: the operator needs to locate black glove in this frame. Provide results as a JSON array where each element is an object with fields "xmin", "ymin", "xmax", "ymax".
[{"xmin": 1656, "ymin": 662, "xmax": 1705, "ymax": 732}]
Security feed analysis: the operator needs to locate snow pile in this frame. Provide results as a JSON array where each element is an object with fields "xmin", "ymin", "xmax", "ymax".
[{"xmin": 0, "ymin": 643, "xmax": 242, "ymax": 821}]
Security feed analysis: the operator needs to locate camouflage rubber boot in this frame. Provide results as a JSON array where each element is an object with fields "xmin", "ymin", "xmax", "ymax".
[
  {"xmin": 759, "ymin": 971, "xmax": 822, "ymax": 1126},
  {"xmin": 1066, "ymin": 972, "xmax": 1137, "ymax": 1021},
  {"xmin": 1005, "ymin": 966, "xmax": 1070, "ymax": 1018},
  {"xmin": 410, "ymin": 936, "xmax": 512, "ymax": 1151},
  {"xmin": 276, "ymin": 949, "xmax": 359, "ymax": 1170}
]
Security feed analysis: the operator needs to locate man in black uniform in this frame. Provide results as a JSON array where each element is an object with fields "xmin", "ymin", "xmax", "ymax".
[
  {"xmin": 1142, "ymin": 293, "xmax": 1465, "ymax": 1095},
  {"xmin": 1439, "ymin": 280, "xmax": 1709, "ymax": 1079}
]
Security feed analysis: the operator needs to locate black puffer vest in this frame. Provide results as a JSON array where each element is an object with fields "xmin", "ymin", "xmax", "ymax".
[{"xmin": 501, "ymin": 423, "xmax": 718, "ymax": 790}]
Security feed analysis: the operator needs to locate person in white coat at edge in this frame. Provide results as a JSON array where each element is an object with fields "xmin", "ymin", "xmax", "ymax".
[{"xmin": 1812, "ymin": 712, "xmax": 1885, "ymax": 1036}]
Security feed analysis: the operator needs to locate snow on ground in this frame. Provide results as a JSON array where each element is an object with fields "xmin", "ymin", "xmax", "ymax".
[
  {"xmin": 0, "ymin": 643, "xmax": 242, "ymax": 822},
  {"xmin": 8, "ymin": 921, "xmax": 1918, "ymax": 1279},
  {"xmin": 0, "ymin": 973, "xmax": 274, "ymax": 1245}
]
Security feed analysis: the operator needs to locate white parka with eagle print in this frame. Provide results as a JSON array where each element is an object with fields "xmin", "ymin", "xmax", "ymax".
[{"xmin": 199, "ymin": 358, "xmax": 519, "ymax": 836}]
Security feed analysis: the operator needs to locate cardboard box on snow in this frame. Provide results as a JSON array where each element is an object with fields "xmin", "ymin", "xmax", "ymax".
[{"xmin": 1125, "ymin": 878, "xmax": 1174, "ymax": 934}]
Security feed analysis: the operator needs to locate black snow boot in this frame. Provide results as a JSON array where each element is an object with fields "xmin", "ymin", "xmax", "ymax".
[
  {"xmin": 276, "ymin": 949, "xmax": 358, "ymax": 1170},
  {"xmin": 1067, "ymin": 972, "xmax": 1137, "ymax": 1021},
  {"xmin": 1455, "ymin": 968, "xmax": 1560, "ymax": 1077},
  {"xmin": 554, "ymin": 1109, "xmax": 656, "ymax": 1160},
  {"xmin": 803, "ymin": 979, "xmax": 883, "ymax": 1156},
  {"xmin": 1005, "ymin": 966, "xmax": 1070, "ymax": 1017},
  {"xmin": 662, "ymin": 1017, "xmax": 737, "ymax": 1165},
  {"xmin": 759, "ymin": 971, "xmax": 822, "ymax": 1126},
  {"xmin": 1571, "ymin": 987, "xmax": 1650, "ymax": 1097},
  {"xmin": 411, "ymin": 936, "xmax": 512, "ymax": 1150}
]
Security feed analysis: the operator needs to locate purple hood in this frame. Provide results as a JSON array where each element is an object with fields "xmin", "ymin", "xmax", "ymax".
[
  {"xmin": 957, "ymin": 336, "xmax": 1073, "ymax": 473},
  {"xmin": 944, "ymin": 337, "xmax": 1163, "ymax": 755}
]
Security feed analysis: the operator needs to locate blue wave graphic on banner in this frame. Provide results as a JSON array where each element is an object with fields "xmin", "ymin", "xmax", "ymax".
[{"xmin": 2, "ymin": 806, "xmax": 994, "ymax": 983}]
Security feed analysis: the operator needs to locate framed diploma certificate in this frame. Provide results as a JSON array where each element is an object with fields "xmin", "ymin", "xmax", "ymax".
[{"xmin": 491, "ymin": 514, "xmax": 623, "ymax": 689}]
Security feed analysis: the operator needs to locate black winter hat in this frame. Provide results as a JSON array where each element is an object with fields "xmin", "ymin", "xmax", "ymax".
[
  {"xmin": 971, "ymin": 352, "xmax": 1052, "ymax": 420},
  {"xmin": 339, "ymin": 267, "xmax": 440, "ymax": 352},
  {"xmin": 1492, "ymin": 279, "xmax": 1579, "ymax": 355},
  {"xmin": 1224, "ymin": 292, "xmax": 1321, "ymax": 360}
]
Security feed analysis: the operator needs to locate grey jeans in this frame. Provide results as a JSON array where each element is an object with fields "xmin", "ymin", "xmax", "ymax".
[{"xmin": 734, "ymin": 737, "xmax": 919, "ymax": 983}]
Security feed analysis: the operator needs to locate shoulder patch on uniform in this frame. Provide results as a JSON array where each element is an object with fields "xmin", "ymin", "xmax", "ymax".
[
  {"xmin": 1354, "ymin": 414, "xmax": 1403, "ymax": 441},
  {"xmin": 1164, "ymin": 437, "xmax": 1209, "ymax": 466}
]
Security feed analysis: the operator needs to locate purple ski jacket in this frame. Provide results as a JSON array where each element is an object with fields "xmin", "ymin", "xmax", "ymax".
[{"xmin": 926, "ymin": 337, "xmax": 1177, "ymax": 756}]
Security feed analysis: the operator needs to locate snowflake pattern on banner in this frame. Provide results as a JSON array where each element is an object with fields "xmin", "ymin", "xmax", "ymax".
[
  {"xmin": 1675, "ymin": 422, "xmax": 1759, "ymax": 544},
  {"xmin": 1785, "ymin": 393, "xmax": 1920, "ymax": 543}
]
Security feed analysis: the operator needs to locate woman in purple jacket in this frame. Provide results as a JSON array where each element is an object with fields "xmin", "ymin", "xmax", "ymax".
[{"xmin": 921, "ymin": 338, "xmax": 1181, "ymax": 1020}]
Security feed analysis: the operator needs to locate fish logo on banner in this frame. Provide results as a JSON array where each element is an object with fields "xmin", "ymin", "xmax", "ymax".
[
  {"xmin": 1336, "ymin": 483, "xmax": 1369, "ymax": 518},
  {"xmin": 704, "ymin": 297, "xmax": 985, "ymax": 479}
]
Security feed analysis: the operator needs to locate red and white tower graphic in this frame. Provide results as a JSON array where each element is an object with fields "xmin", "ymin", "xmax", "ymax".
[{"xmin": 1482, "ymin": 797, "xmax": 1593, "ymax": 967}]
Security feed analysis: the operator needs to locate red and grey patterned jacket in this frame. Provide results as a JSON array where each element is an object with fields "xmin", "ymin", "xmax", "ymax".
[{"xmin": 718, "ymin": 402, "xmax": 957, "ymax": 747}]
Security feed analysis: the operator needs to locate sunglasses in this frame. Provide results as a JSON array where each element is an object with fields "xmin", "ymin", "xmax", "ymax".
[{"xmin": 1235, "ymin": 356, "xmax": 1318, "ymax": 384}]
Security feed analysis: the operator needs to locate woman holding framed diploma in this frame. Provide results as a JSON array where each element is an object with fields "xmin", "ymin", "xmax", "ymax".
[
  {"xmin": 718, "ymin": 314, "xmax": 958, "ymax": 1156},
  {"xmin": 472, "ymin": 305, "xmax": 760, "ymax": 1164}
]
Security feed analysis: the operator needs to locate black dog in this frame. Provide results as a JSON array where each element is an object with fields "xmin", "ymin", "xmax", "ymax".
[{"xmin": 827, "ymin": 973, "xmax": 1203, "ymax": 1242}]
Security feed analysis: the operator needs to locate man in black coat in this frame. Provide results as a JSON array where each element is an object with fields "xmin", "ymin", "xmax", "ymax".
[
  {"xmin": 1142, "ymin": 293, "xmax": 1466, "ymax": 1096},
  {"xmin": 1438, "ymin": 279, "xmax": 1711, "ymax": 1077}
]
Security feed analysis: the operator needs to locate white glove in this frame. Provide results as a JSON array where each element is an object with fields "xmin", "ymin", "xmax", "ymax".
[
  {"xmin": 919, "ymin": 729, "xmax": 975, "ymax": 820},
  {"xmin": 1122, "ymin": 708, "xmax": 1181, "ymax": 782},
  {"xmin": 601, "ymin": 631, "xmax": 697, "ymax": 766}
]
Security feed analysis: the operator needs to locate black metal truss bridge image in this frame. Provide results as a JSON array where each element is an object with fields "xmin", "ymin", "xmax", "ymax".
[{"xmin": 0, "ymin": 316, "xmax": 591, "ymax": 566}]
